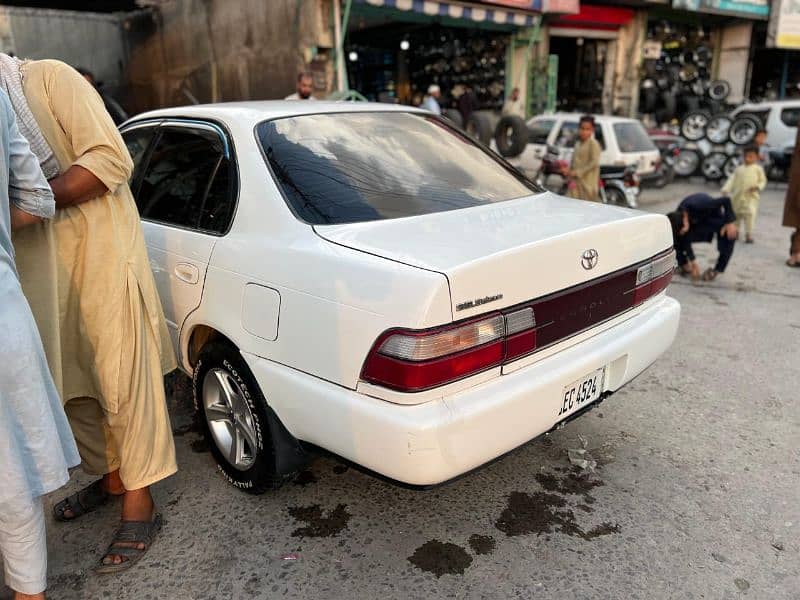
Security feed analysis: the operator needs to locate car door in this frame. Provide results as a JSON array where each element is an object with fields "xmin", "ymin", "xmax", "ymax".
[{"xmin": 122, "ymin": 120, "xmax": 237, "ymax": 353}]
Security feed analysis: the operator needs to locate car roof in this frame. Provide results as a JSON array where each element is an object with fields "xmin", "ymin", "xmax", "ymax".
[
  {"xmin": 734, "ymin": 99, "xmax": 800, "ymax": 110},
  {"xmin": 123, "ymin": 101, "xmax": 426, "ymax": 128},
  {"xmin": 528, "ymin": 112, "xmax": 642, "ymax": 125}
]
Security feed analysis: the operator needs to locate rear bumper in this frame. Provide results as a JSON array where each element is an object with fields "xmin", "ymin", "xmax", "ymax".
[{"xmin": 245, "ymin": 295, "xmax": 680, "ymax": 486}]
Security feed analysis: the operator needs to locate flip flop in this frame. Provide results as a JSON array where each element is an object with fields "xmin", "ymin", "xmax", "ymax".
[
  {"xmin": 53, "ymin": 479, "xmax": 112, "ymax": 522},
  {"xmin": 94, "ymin": 513, "xmax": 163, "ymax": 575},
  {"xmin": 786, "ymin": 259, "xmax": 800, "ymax": 268}
]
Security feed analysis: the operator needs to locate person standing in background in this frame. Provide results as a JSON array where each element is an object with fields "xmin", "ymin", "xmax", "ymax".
[
  {"xmin": 502, "ymin": 87, "xmax": 524, "ymax": 118},
  {"xmin": 421, "ymin": 84, "xmax": 441, "ymax": 115},
  {"xmin": 784, "ymin": 127, "xmax": 800, "ymax": 267},
  {"xmin": 565, "ymin": 115, "xmax": 601, "ymax": 202},
  {"xmin": 721, "ymin": 145, "xmax": 766, "ymax": 244},
  {"xmin": 0, "ymin": 86, "xmax": 80, "ymax": 600},
  {"xmin": 285, "ymin": 72, "xmax": 316, "ymax": 100}
]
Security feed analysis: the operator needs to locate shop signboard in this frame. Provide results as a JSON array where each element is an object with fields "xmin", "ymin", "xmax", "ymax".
[
  {"xmin": 774, "ymin": 0, "xmax": 800, "ymax": 48},
  {"xmin": 671, "ymin": 0, "xmax": 769, "ymax": 19}
]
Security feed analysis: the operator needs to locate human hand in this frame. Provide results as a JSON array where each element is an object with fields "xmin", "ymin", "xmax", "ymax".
[
  {"xmin": 720, "ymin": 222, "xmax": 738, "ymax": 240},
  {"xmin": 683, "ymin": 261, "xmax": 701, "ymax": 280}
]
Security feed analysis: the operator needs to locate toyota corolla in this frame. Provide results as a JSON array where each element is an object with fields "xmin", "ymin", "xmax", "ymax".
[{"xmin": 120, "ymin": 102, "xmax": 680, "ymax": 492}]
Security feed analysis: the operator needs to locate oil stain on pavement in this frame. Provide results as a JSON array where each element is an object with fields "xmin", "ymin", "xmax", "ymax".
[
  {"xmin": 408, "ymin": 540, "xmax": 474, "ymax": 577},
  {"xmin": 468, "ymin": 534, "xmax": 496, "ymax": 555},
  {"xmin": 287, "ymin": 504, "xmax": 351, "ymax": 537}
]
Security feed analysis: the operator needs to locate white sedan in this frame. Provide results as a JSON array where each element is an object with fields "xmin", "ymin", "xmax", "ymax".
[{"xmin": 120, "ymin": 102, "xmax": 680, "ymax": 492}]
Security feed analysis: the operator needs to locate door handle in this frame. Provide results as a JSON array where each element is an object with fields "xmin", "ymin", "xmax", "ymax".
[{"xmin": 174, "ymin": 263, "xmax": 200, "ymax": 284}]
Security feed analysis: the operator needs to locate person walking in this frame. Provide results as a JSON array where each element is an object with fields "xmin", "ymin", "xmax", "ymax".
[
  {"xmin": 0, "ymin": 86, "xmax": 80, "ymax": 600},
  {"xmin": 721, "ymin": 145, "xmax": 766, "ymax": 244},
  {"xmin": 667, "ymin": 193, "xmax": 738, "ymax": 282},
  {"xmin": 565, "ymin": 115, "xmax": 601, "ymax": 202},
  {"xmin": 0, "ymin": 54, "xmax": 177, "ymax": 573}
]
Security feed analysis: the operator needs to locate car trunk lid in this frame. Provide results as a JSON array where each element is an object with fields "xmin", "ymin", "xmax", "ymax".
[{"xmin": 314, "ymin": 192, "xmax": 673, "ymax": 321}]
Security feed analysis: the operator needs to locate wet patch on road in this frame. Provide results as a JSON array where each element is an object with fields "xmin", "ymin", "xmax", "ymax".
[
  {"xmin": 535, "ymin": 468, "xmax": 604, "ymax": 503},
  {"xmin": 468, "ymin": 534, "xmax": 496, "ymax": 556},
  {"xmin": 287, "ymin": 504, "xmax": 351, "ymax": 538},
  {"xmin": 293, "ymin": 470, "xmax": 318, "ymax": 486},
  {"xmin": 408, "ymin": 540, "xmax": 473, "ymax": 577}
]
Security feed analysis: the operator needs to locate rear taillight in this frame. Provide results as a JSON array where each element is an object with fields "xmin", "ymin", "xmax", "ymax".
[
  {"xmin": 362, "ymin": 249, "xmax": 675, "ymax": 393},
  {"xmin": 633, "ymin": 251, "xmax": 675, "ymax": 305}
]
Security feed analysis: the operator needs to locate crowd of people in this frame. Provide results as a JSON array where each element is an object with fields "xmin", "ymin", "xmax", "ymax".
[{"xmin": 1, "ymin": 54, "xmax": 176, "ymax": 599}]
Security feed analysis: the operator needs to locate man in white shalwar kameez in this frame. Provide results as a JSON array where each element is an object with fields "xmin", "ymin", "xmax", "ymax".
[{"xmin": 0, "ymin": 87, "xmax": 79, "ymax": 600}]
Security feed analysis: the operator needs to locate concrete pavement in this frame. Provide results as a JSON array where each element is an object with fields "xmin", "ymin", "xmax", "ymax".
[{"xmin": 4, "ymin": 181, "xmax": 799, "ymax": 600}]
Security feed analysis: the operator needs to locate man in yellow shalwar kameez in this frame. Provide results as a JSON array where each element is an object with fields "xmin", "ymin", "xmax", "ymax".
[{"xmin": 1, "ymin": 55, "xmax": 177, "ymax": 574}]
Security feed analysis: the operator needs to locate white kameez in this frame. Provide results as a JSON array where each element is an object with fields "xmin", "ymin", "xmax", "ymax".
[{"xmin": 0, "ymin": 88, "xmax": 79, "ymax": 592}]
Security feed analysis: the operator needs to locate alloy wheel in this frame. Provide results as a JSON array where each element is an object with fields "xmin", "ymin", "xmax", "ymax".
[{"xmin": 203, "ymin": 368, "xmax": 258, "ymax": 471}]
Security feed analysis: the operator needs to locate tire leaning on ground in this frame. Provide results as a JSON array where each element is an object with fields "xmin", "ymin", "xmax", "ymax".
[
  {"xmin": 494, "ymin": 115, "xmax": 528, "ymax": 157},
  {"xmin": 466, "ymin": 112, "xmax": 494, "ymax": 145},
  {"xmin": 673, "ymin": 148, "xmax": 701, "ymax": 177},
  {"xmin": 680, "ymin": 111, "xmax": 711, "ymax": 142},
  {"xmin": 700, "ymin": 151, "xmax": 728, "ymax": 180},
  {"xmin": 729, "ymin": 115, "xmax": 762, "ymax": 146},
  {"xmin": 193, "ymin": 341, "xmax": 297, "ymax": 494},
  {"xmin": 442, "ymin": 108, "xmax": 463, "ymax": 129}
]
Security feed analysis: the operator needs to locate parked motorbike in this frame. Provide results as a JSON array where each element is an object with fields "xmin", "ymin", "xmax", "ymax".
[{"xmin": 534, "ymin": 146, "xmax": 639, "ymax": 208}]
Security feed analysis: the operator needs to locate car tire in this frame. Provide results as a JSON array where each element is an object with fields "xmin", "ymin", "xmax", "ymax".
[
  {"xmin": 707, "ymin": 80, "xmax": 731, "ymax": 101},
  {"xmin": 650, "ymin": 162, "xmax": 675, "ymax": 188},
  {"xmin": 673, "ymin": 148, "xmax": 701, "ymax": 177},
  {"xmin": 705, "ymin": 115, "xmax": 732, "ymax": 145},
  {"xmin": 700, "ymin": 151, "xmax": 728, "ymax": 180},
  {"xmin": 193, "ymin": 341, "xmax": 302, "ymax": 494},
  {"xmin": 680, "ymin": 111, "xmax": 711, "ymax": 141},
  {"xmin": 729, "ymin": 115, "xmax": 761, "ymax": 145},
  {"xmin": 466, "ymin": 112, "xmax": 493, "ymax": 145},
  {"xmin": 442, "ymin": 108, "xmax": 463, "ymax": 129},
  {"xmin": 723, "ymin": 154, "xmax": 741, "ymax": 179},
  {"xmin": 494, "ymin": 115, "xmax": 528, "ymax": 157}
]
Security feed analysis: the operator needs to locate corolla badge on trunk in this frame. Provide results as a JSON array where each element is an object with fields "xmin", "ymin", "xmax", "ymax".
[
  {"xmin": 456, "ymin": 294, "xmax": 504, "ymax": 312},
  {"xmin": 581, "ymin": 249, "xmax": 599, "ymax": 270}
]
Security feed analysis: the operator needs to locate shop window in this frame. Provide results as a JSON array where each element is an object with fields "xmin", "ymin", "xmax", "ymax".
[
  {"xmin": 555, "ymin": 122, "xmax": 605, "ymax": 150},
  {"xmin": 528, "ymin": 119, "xmax": 555, "ymax": 144},
  {"xmin": 780, "ymin": 108, "xmax": 800, "ymax": 128},
  {"xmin": 135, "ymin": 127, "xmax": 235, "ymax": 233}
]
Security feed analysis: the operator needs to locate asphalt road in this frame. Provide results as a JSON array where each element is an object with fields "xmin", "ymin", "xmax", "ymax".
[{"xmin": 5, "ymin": 180, "xmax": 800, "ymax": 600}]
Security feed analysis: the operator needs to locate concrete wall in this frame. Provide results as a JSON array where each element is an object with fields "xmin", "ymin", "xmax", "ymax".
[
  {"xmin": 0, "ymin": 6, "xmax": 128, "ymax": 92},
  {"xmin": 125, "ymin": 0, "xmax": 335, "ymax": 114}
]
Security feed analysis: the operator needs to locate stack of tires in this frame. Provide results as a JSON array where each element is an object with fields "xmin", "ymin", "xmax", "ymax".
[{"xmin": 674, "ymin": 111, "xmax": 762, "ymax": 181}]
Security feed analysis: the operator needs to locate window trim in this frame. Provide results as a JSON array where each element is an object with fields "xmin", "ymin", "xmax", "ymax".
[
  {"xmin": 120, "ymin": 117, "xmax": 240, "ymax": 236},
  {"xmin": 253, "ymin": 109, "xmax": 542, "ymax": 226}
]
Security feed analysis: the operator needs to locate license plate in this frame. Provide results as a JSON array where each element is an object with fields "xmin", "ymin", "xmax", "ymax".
[{"xmin": 557, "ymin": 368, "xmax": 605, "ymax": 419}]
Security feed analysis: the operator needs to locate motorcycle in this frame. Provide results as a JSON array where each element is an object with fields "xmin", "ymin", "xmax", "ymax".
[{"xmin": 534, "ymin": 146, "xmax": 640, "ymax": 208}]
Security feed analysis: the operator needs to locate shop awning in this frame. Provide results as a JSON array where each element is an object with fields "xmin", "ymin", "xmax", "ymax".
[
  {"xmin": 548, "ymin": 5, "xmax": 635, "ymax": 30},
  {"xmin": 353, "ymin": 0, "xmax": 542, "ymax": 26}
]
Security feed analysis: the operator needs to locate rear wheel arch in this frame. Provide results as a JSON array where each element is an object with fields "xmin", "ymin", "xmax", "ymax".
[{"xmin": 186, "ymin": 324, "xmax": 236, "ymax": 369}]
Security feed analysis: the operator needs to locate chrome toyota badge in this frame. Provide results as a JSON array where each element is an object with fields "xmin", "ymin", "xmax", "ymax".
[{"xmin": 581, "ymin": 249, "xmax": 599, "ymax": 270}]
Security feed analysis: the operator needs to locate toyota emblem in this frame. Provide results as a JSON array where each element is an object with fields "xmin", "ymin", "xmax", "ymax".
[{"xmin": 581, "ymin": 249, "xmax": 599, "ymax": 270}]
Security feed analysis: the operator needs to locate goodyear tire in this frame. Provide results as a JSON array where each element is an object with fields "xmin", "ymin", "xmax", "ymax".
[
  {"xmin": 194, "ymin": 341, "xmax": 292, "ymax": 494},
  {"xmin": 494, "ymin": 115, "xmax": 528, "ymax": 157},
  {"xmin": 466, "ymin": 112, "xmax": 493, "ymax": 145}
]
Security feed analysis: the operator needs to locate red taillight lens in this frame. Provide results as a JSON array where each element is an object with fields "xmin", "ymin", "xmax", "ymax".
[{"xmin": 362, "ymin": 249, "xmax": 675, "ymax": 393}]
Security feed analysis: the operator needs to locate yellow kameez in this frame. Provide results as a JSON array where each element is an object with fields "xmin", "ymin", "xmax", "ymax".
[
  {"xmin": 721, "ymin": 162, "xmax": 766, "ymax": 236},
  {"xmin": 12, "ymin": 59, "xmax": 177, "ymax": 490},
  {"xmin": 567, "ymin": 137, "xmax": 601, "ymax": 202}
]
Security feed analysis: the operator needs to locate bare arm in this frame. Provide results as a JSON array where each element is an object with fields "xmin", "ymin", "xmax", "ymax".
[
  {"xmin": 10, "ymin": 204, "xmax": 43, "ymax": 229},
  {"xmin": 48, "ymin": 164, "xmax": 109, "ymax": 209}
]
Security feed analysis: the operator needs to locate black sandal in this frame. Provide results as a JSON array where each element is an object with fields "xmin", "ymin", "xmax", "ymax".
[
  {"xmin": 94, "ymin": 513, "xmax": 163, "ymax": 575},
  {"xmin": 786, "ymin": 259, "xmax": 800, "ymax": 268},
  {"xmin": 53, "ymin": 479, "xmax": 111, "ymax": 522}
]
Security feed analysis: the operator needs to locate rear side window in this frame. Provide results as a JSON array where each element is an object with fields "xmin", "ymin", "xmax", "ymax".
[
  {"xmin": 136, "ymin": 126, "xmax": 236, "ymax": 233},
  {"xmin": 257, "ymin": 112, "xmax": 537, "ymax": 225},
  {"xmin": 554, "ymin": 121, "xmax": 605, "ymax": 149},
  {"xmin": 613, "ymin": 122, "xmax": 656, "ymax": 153},
  {"xmin": 780, "ymin": 107, "xmax": 800, "ymax": 128},
  {"xmin": 528, "ymin": 119, "xmax": 555, "ymax": 144}
]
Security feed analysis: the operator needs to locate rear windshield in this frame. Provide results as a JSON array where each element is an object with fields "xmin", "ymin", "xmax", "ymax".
[
  {"xmin": 613, "ymin": 122, "xmax": 657, "ymax": 153},
  {"xmin": 256, "ymin": 112, "xmax": 537, "ymax": 224}
]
